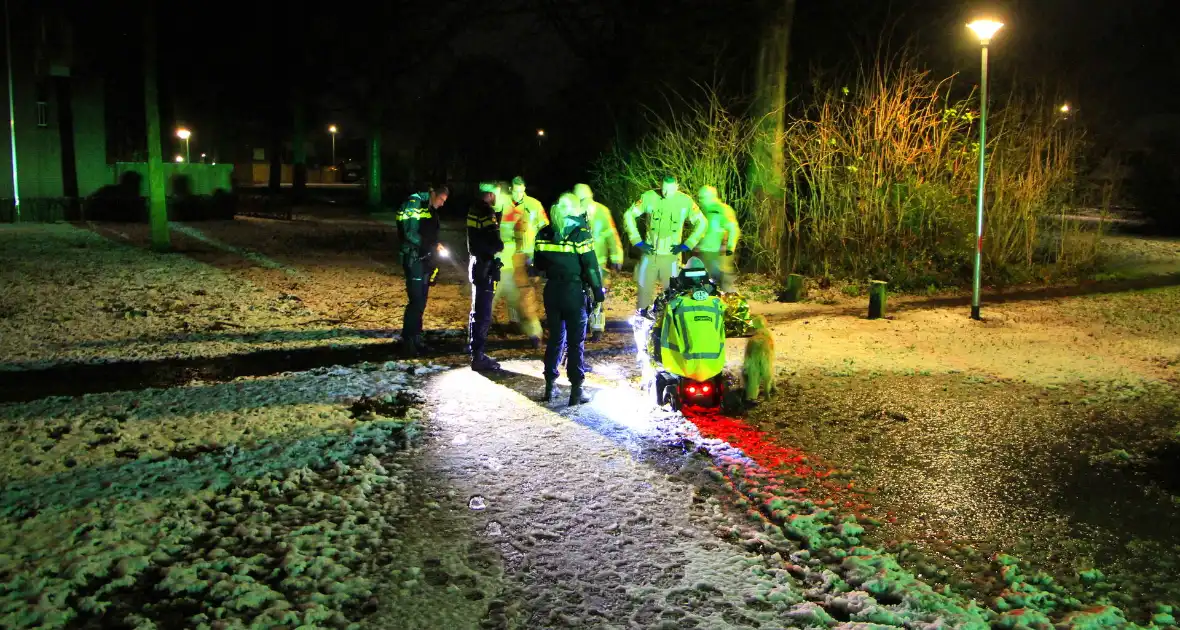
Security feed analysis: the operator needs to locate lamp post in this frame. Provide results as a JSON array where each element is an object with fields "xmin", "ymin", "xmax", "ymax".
[
  {"xmin": 200, "ymin": 152, "xmax": 206, "ymax": 163},
  {"xmin": 966, "ymin": 19, "xmax": 1002, "ymax": 321},
  {"xmin": 174, "ymin": 155, "xmax": 184, "ymax": 163},
  {"xmin": 176, "ymin": 127, "xmax": 191, "ymax": 164},
  {"xmin": 4, "ymin": 0, "xmax": 20, "ymax": 222},
  {"xmin": 536, "ymin": 128, "xmax": 545, "ymax": 148},
  {"xmin": 328, "ymin": 125, "xmax": 337, "ymax": 165}
]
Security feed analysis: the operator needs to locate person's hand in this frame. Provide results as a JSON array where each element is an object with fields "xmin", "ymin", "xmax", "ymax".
[
  {"xmin": 592, "ymin": 287, "xmax": 606, "ymax": 304},
  {"xmin": 635, "ymin": 241, "xmax": 654, "ymax": 255},
  {"xmin": 675, "ymin": 244, "xmax": 690, "ymax": 254},
  {"xmin": 610, "ymin": 262, "xmax": 622, "ymax": 273},
  {"xmin": 724, "ymin": 249, "xmax": 734, "ymax": 256}
]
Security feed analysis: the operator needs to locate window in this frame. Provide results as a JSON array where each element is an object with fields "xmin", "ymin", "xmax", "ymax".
[{"xmin": 36, "ymin": 101, "xmax": 49, "ymax": 127}]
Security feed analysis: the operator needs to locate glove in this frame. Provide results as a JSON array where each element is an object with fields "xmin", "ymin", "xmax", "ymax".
[
  {"xmin": 610, "ymin": 262, "xmax": 622, "ymax": 273},
  {"xmin": 635, "ymin": 241, "xmax": 655, "ymax": 255},
  {"xmin": 591, "ymin": 286, "xmax": 606, "ymax": 304},
  {"xmin": 675, "ymin": 244, "xmax": 690, "ymax": 254},
  {"xmin": 724, "ymin": 249, "xmax": 734, "ymax": 256}
]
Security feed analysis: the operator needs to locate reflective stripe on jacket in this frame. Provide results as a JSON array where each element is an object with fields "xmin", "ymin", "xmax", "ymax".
[
  {"xmin": 658, "ymin": 292, "xmax": 726, "ymax": 381},
  {"xmin": 623, "ymin": 189, "xmax": 706, "ymax": 255}
]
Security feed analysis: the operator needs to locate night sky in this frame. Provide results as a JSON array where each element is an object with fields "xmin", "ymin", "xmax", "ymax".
[{"xmin": 74, "ymin": 0, "xmax": 1178, "ymax": 190}]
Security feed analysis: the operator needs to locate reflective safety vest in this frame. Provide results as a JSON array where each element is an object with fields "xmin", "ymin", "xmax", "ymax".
[{"xmin": 658, "ymin": 290, "xmax": 726, "ymax": 381}]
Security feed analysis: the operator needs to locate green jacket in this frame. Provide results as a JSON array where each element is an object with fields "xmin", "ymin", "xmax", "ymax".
[
  {"xmin": 697, "ymin": 201, "xmax": 740, "ymax": 253},
  {"xmin": 397, "ymin": 192, "xmax": 440, "ymax": 258},
  {"xmin": 623, "ymin": 189, "xmax": 707, "ymax": 255},
  {"xmin": 534, "ymin": 223, "xmax": 603, "ymax": 296}
]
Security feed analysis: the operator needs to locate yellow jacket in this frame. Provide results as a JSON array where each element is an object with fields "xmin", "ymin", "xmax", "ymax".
[
  {"xmin": 586, "ymin": 201, "xmax": 624, "ymax": 266},
  {"xmin": 623, "ymin": 190, "xmax": 706, "ymax": 255},
  {"xmin": 697, "ymin": 201, "xmax": 740, "ymax": 253},
  {"xmin": 658, "ymin": 291, "xmax": 726, "ymax": 381}
]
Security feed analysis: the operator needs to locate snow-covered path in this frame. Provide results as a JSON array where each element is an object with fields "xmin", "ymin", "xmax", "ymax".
[{"xmin": 417, "ymin": 362, "xmax": 795, "ymax": 628}]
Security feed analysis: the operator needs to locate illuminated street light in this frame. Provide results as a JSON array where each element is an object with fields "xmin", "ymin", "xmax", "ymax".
[
  {"xmin": 200, "ymin": 152, "xmax": 207, "ymax": 163},
  {"xmin": 174, "ymin": 155, "xmax": 184, "ymax": 163},
  {"xmin": 1059, "ymin": 103, "xmax": 1071, "ymax": 114},
  {"xmin": 966, "ymin": 18, "xmax": 1003, "ymax": 321},
  {"xmin": 537, "ymin": 129, "xmax": 545, "ymax": 137},
  {"xmin": 328, "ymin": 124, "xmax": 338, "ymax": 165},
  {"xmin": 176, "ymin": 127, "xmax": 192, "ymax": 163}
]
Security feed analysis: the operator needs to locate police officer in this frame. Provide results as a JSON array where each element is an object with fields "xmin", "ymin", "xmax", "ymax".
[
  {"xmin": 397, "ymin": 184, "xmax": 448, "ymax": 357},
  {"xmin": 574, "ymin": 183, "xmax": 623, "ymax": 342},
  {"xmin": 467, "ymin": 188, "xmax": 504, "ymax": 371},
  {"xmin": 695, "ymin": 185, "xmax": 741, "ymax": 292},
  {"xmin": 534, "ymin": 193, "xmax": 605, "ymax": 405},
  {"xmin": 623, "ymin": 175, "xmax": 707, "ymax": 313}
]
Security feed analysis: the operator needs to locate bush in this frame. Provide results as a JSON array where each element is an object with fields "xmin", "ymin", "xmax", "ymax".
[{"xmin": 593, "ymin": 59, "xmax": 1105, "ymax": 288}]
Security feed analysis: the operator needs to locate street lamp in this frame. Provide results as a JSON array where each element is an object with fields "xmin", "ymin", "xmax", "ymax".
[
  {"xmin": 966, "ymin": 18, "xmax": 1002, "ymax": 321},
  {"xmin": 174, "ymin": 155, "xmax": 184, "ymax": 163},
  {"xmin": 1059, "ymin": 103, "xmax": 1070, "ymax": 114},
  {"xmin": 176, "ymin": 127, "xmax": 192, "ymax": 164},
  {"xmin": 537, "ymin": 128, "xmax": 545, "ymax": 148},
  {"xmin": 200, "ymin": 152, "xmax": 207, "ymax": 163},
  {"xmin": 328, "ymin": 125, "xmax": 338, "ymax": 165}
]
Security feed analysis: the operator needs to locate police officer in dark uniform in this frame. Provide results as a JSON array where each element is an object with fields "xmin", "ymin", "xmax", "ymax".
[
  {"xmin": 467, "ymin": 188, "xmax": 504, "ymax": 371},
  {"xmin": 397, "ymin": 184, "xmax": 448, "ymax": 357},
  {"xmin": 534, "ymin": 192, "xmax": 605, "ymax": 405}
]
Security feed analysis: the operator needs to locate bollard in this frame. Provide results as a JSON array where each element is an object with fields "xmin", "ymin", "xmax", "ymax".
[
  {"xmin": 868, "ymin": 280, "xmax": 887, "ymax": 319},
  {"xmin": 782, "ymin": 274, "xmax": 805, "ymax": 302}
]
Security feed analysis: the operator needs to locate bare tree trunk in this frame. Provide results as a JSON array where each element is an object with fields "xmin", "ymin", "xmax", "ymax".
[
  {"xmin": 143, "ymin": 8, "xmax": 169, "ymax": 251},
  {"xmin": 291, "ymin": 96, "xmax": 307, "ymax": 200},
  {"xmin": 748, "ymin": 0, "xmax": 795, "ymax": 276}
]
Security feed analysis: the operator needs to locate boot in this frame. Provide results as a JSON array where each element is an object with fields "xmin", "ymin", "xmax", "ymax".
[
  {"xmin": 568, "ymin": 384, "xmax": 591, "ymax": 406},
  {"xmin": 589, "ymin": 330, "xmax": 603, "ymax": 343},
  {"xmin": 541, "ymin": 380, "xmax": 556, "ymax": 402},
  {"xmin": 529, "ymin": 336, "xmax": 542, "ymax": 350},
  {"xmin": 471, "ymin": 355, "xmax": 501, "ymax": 372}
]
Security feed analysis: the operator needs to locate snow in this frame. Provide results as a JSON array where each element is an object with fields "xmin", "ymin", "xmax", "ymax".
[{"xmin": 0, "ymin": 361, "xmax": 458, "ymax": 629}]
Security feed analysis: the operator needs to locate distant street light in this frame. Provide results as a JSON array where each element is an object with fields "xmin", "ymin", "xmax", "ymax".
[
  {"xmin": 328, "ymin": 124, "xmax": 338, "ymax": 165},
  {"xmin": 1059, "ymin": 103, "xmax": 1071, "ymax": 114},
  {"xmin": 966, "ymin": 18, "xmax": 1003, "ymax": 321},
  {"xmin": 174, "ymin": 155, "xmax": 184, "ymax": 163},
  {"xmin": 176, "ymin": 127, "xmax": 192, "ymax": 163},
  {"xmin": 200, "ymin": 152, "xmax": 207, "ymax": 163},
  {"xmin": 537, "ymin": 129, "xmax": 545, "ymax": 137}
]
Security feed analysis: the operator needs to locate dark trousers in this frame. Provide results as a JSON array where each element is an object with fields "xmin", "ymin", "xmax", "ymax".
[
  {"xmin": 544, "ymin": 284, "xmax": 588, "ymax": 387},
  {"xmin": 469, "ymin": 276, "xmax": 495, "ymax": 359},
  {"xmin": 401, "ymin": 256, "xmax": 431, "ymax": 343},
  {"xmin": 559, "ymin": 294, "xmax": 593, "ymax": 369}
]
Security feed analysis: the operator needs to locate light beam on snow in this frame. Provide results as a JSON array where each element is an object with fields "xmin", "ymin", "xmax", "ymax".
[{"xmin": 170, "ymin": 223, "xmax": 298, "ymax": 275}]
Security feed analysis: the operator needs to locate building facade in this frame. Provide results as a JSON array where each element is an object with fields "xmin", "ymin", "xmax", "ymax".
[{"xmin": 0, "ymin": 0, "xmax": 106, "ymax": 222}]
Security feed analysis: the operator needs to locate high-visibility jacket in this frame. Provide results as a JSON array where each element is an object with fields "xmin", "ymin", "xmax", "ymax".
[
  {"xmin": 513, "ymin": 195, "xmax": 548, "ymax": 238},
  {"xmin": 533, "ymin": 223, "xmax": 603, "ymax": 295},
  {"xmin": 397, "ymin": 192, "xmax": 440, "ymax": 258},
  {"xmin": 623, "ymin": 189, "xmax": 707, "ymax": 255},
  {"xmin": 467, "ymin": 200, "xmax": 503, "ymax": 283},
  {"xmin": 497, "ymin": 202, "xmax": 533, "ymax": 268},
  {"xmin": 697, "ymin": 201, "xmax": 740, "ymax": 253},
  {"xmin": 585, "ymin": 201, "xmax": 624, "ymax": 266},
  {"xmin": 658, "ymin": 290, "xmax": 726, "ymax": 381}
]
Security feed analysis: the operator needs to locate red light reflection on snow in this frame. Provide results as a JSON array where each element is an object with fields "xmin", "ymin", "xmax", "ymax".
[{"xmin": 685, "ymin": 409, "xmax": 869, "ymax": 509}]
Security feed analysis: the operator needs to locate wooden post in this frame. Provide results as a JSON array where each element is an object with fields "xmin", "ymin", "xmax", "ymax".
[
  {"xmin": 783, "ymin": 273, "xmax": 804, "ymax": 302},
  {"xmin": 868, "ymin": 280, "xmax": 887, "ymax": 319}
]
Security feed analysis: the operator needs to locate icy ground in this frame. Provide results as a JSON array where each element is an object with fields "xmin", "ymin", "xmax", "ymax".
[
  {"xmin": 1, "ymin": 357, "xmax": 1173, "ymax": 628},
  {"xmin": 409, "ymin": 360, "xmax": 1170, "ymax": 629}
]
